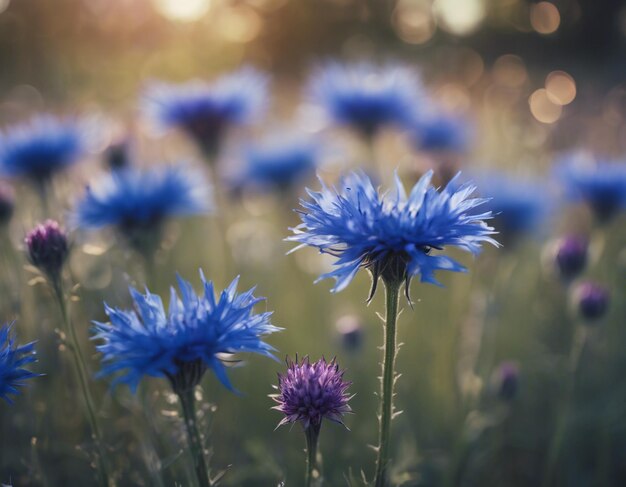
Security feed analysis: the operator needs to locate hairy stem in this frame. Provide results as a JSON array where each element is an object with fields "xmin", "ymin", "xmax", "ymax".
[
  {"xmin": 304, "ymin": 424, "xmax": 321, "ymax": 487},
  {"xmin": 52, "ymin": 278, "xmax": 109, "ymax": 487},
  {"xmin": 542, "ymin": 325, "xmax": 588, "ymax": 487},
  {"xmin": 374, "ymin": 279, "xmax": 401, "ymax": 487},
  {"xmin": 178, "ymin": 387, "xmax": 211, "ymax": 487}
]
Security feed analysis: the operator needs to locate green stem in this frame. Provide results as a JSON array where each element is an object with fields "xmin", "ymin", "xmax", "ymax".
[
  {"xmin": 304, "ymin": 424, "xmax": 321, "ymax": 487},
  {"xmin": 178, "ymin": 387, "xmax": 211, "ymax": 487},
  {"xmin": 374, "ymin": 279, "xmax": 401, "ymax": 487},
  {"xmin": 542, "ymin": 325, "xmax": 588, "ymax": 487},
  {"xmin": 52, "ymin": 278, "xmax": 109, "ymax": 487}
]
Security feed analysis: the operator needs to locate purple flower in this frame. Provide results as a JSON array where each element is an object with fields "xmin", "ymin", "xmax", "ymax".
[
  {"xmin": 573, "ymin": 281, "xmax": 610, "ymax": 323},
  {"xmin": 25, "ymin": 220, "xmax": 69, "ymax": 280},
  {"xmin": 272, "ymin": 357, "xmax": 352, "ymax": 430},
  {"xmin": 553, "ymin": 235, "xmax": 588, "ymax": 281},
  {"xmin": 491, "ymin": 361, "xmax": 519, "ymax": 401}
]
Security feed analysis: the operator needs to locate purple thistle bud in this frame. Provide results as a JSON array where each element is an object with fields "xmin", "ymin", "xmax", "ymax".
[
  {"xmin": 272, "ymin": 357, "xmax": 352, "ymax": 430},
  {"xmin": 573, "ymin": 281, "xmax": 610, "ymax": 323},
  {"xmin": 0, "ymin": 181, "xmax": 15, "ymax": 226},
  {"xmin": 335, "ymin": 315, "xmax": 364, "ymax": 352},
  {"xmin": 554, "ymin": 235, "xmax": 588, "ymax": 280},
  {"xmin": 25, "ymin": 220, "xmax": 69, "ymax": 280},
  {"xmin": 491, "ymin": 361, "xmax": 519, "ymax": 401}
]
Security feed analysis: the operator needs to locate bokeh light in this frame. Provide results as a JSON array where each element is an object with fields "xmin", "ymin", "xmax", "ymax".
[
  {"xmin": 529, "ymin": 88, "xmax": 562, "ymax": 123},
  {"xmin": 392, "ymin": 0, "xmax": 437, "ymax": 45},
  {"xmin": 432, "ymin": 0, "xmax": 486, "ymax": 36},
  {"xmin": 530, "ymin": 1, "xmax": 561, "ymax": 35},
  {"xmin": 152, "ymin": 0, "xmax": 211, "ymax": 22},
  {"xmin": 545, "ymin": 70, "xmax": 576, "ymax": 106}
]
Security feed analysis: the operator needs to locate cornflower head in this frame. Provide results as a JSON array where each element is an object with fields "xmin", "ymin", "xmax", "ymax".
[
  {"xmin": 73, "ymin": 164, "xmax": 210, "ymax": 255},
  {"xmin": 410, "ymin": 111, "xmax": 471, "ymax": 153},
  {"xmin": 557, "ymin": 155, "xmax": 626, "ymax": 223},
  {"xmin": 308, "ymin": 62, "xmax": 423, "ymax": 138},
  {"xmin": 0, "ymin": 323, "xmax": 39, "ymax": 404},
  {"xmin": 473, "ymin": 171, "xmax": 551, "ymax": 247},
  {"xmin": 25, "ymin": 220, "xmax": 69, "ymax": 282},
  {"xmin": 272, "ymin": 356, "xmax": 352, "ymax": 430},
  {"xmin": 142, "ymin": 67, "xmax": 269, "ymax": 159},
  {"xmin": 93, "ymin": 272, "xmax": 280, "ymax": 394},
  {"xmin": 0, "ymin": 115, "xmax": 84, "ymax": 185},
  {"xmin": 288, "ymin": 170, "xmax": 497, "ymax": 301},
  {"xmin": 230, "ymin": 133, "xmax": 319, "ymax": 194}
]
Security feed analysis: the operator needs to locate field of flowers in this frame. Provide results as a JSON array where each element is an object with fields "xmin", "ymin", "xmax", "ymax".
[{"xmin": 0, "ymin": 1, "xmax": 625, "ymax": 486}]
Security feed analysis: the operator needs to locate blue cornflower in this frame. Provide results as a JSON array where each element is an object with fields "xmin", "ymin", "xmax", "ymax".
[
  {"xmin": 411, "ymin": 111, "xmax": 471, "ymax": 153},
  {"xmin": 93, "ymin": 272, "xmax": 280, "ymax": 393},
  {"xmin": 73, "ymin": 164, "xmax": 210, "ymax": 253},
  {"xmin": 473, "ymin": 172, "xmax": 551, "ymax": 245},
  {"xmin": 0, "ymin": 116, "xmax": 84, "ymax": 184},
  {"xmin": 230, "ymin": 134, "xmax": 319, "ymax": 193},
  {"xmin": 142, "ymin": 68, "xmax": 269, "ymax": 158},
  {"xmin": 288, "ymin": 170, "xmax": 497, "ymax": 300},
  {"xmin": 557, "ymin": 156, "xmax": 626, "ymax": 222},
  {"xmin": 0, "ymin": 323, "xmax": 39, "ymax": 404},
  {"xmin": 308, "ymin": 62, "xmax": 423, "ymax": 138}
]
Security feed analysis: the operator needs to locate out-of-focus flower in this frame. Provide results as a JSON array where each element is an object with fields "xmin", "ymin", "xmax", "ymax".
[
  {"xmin": 271, "ymin": 356, "xmax": 352, "ymax": 430},
  {"xmin": 553, "ymin": 235, "xmax": 588, "ymax": 281},
  {"xmin": 0, "ymin": 181, "xmax": 15, "ymax": 226},
  {"xmin": 491, "ymin": 361, "xmax": 519, "ymax": 401},
  {"xmin": 335, "ymin": 315, "xmax": 364, "ymax": 351},
  {"xmin": 308, "ymin": 62, "xmax": 423, "ymax": 138},
  {"xmin": 474, "ymin": 172, "xmax": 551, "ymax": 246},
  {"xmin": 229, "ymin": 134, "xmax": 319, "ymax": 194},
  {"xmin": 25, "ymin": 220, "xmax": 69, "ymax": 281},
  {"xmin": 0, "ymin": 323, "xmax": 39, "ymax": 404},
  {"xmin": 572, "ymin": 281, "xmax": 610, "ymax": 323},
  {"xmin": 94, "ymin": 272, "xmax": 280, "ymax": 393},
  {"xmin": 557, "ymin": 156, "xmax": 626, "ymax": 223},
  {"xmin": 0, "ymin": 116, "xmax": 84, "ymax": 185},
  {"xmin": 73, "ymin": 165, "xmax": 210, "ymax": 254},
  {"xmin": 142, "ymin": 68, "xmax": 269, "ymax": 159},
  {"xmin": 288, "ymin": 170, "xmax": 497, "ymax": 300},
  {"xmin": 411, "ymin": 111, "xmax": 471, "ymax": 154}
]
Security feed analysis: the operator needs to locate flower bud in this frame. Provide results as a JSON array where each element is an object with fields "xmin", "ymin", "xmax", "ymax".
[
  {"xmin": 492, "ymin": 361, "xmax": 519, "ymax": 401},
  {"xmin": 25, "ymin": 220, "xmax": 69, "ymax": 279},
  {"xmin": 554, "ymin": 235, "xmax": 588, "ymax": 280},
  {"xmin": 573, "ymin": 281, "xmax": 610, "ymax": 323}
]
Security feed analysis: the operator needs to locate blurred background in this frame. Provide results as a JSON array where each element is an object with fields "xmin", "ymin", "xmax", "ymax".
[{"xmin": 0, "ymin": 0, "xmax": 625, "ymax": 486}]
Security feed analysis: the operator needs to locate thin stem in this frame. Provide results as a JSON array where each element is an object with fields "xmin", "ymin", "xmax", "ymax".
[
  {"xmin": 52, "ymin": 278, "xmax": 109, "ymax": 487},
  {"xmin": 542, "ymin": 325, "xmax": 588, "ymax": 487},
  {"xmin": 374, "ymin": 279, "xmax": 401, "ymax": 487},
  {"xmin": 304, "ymin": 424, "xmax": 321, "ymax": 487},
  {"xmin": 178, "ymin": 387, "xmax": 211, "ymax": 487}
]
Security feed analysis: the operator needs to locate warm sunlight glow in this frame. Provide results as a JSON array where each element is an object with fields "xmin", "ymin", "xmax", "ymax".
[{"xmin": 152, "ymin": 0, "xmax": 211, "ymax": 22}]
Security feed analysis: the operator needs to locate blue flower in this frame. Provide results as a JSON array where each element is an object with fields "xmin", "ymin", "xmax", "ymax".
[
  {"xmin": 142, "ymin": 68, "xmax": 269, "ymax": 158},
  {"xmin": 308, "ymin": 62, "xmax": 423, "ymax": 138},
  {"xmin": 557, "ymin": 155, "xmax": 626, "ymax": 222},
  {"xmin": 474, "ymin": 172, "xmax": 552, "ymax": 244},
  {"xmin": 0, "ymin": 116, "xmax": 84, "ymax": 183},
  {"xmin": 73, "ymin": 164, "xmax": 210, "ymax": 252},
  {"xmin": 411, "ymin": 112, "xmax": 471, "ymax": 153},
  {"xmin": 93, "ymin": 272, "xmax": 280, "ymax": 393},
  {"xmin": 288, "ymin": 170, "xmax": 497, "ymax": 299},
  {"xmin": 230, "ymin": 134, "xmax": 319, "ymax": 193},
  {"xmin": 0, "ymin": 323, "xmax": 39, "ymax": 404}
]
